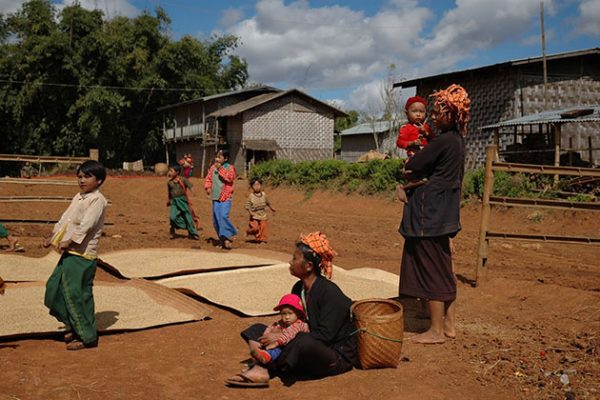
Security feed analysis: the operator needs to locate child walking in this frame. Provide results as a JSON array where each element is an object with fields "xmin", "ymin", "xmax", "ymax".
[
  {"xmin": 249, "ymin": 294, "xmax": 309, "ymax": 365},
  {"xmin": 245, "ymin": 178, "xmax": 275, "ymax": 243},
  {"xmin": 396, "ymin": 96, "xmax": 433, "ymax": 203},
  {"xmin": 204, "ymin": 149, "xmax": 237, "ymax": 249},
  {"xmin": 167, "ymin": 165, "xmax": 200, "ymax": 240},
  {"xmin": 43, "ymin": 160, "xmax": 108, "ymax": 350},
  {"xmin": 0, "ymin": 223, "xmax": 24, "ymax": 252}
]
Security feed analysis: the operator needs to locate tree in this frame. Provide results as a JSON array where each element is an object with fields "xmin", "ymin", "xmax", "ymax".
[{"xmin": 0, "ymin": 0, "xmax": 248, "ymax": 168}]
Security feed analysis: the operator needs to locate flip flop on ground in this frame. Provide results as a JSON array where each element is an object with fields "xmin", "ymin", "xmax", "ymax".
[{"xmin": 224, "ymin": 373, "xmax": 268, "ymax": 388}]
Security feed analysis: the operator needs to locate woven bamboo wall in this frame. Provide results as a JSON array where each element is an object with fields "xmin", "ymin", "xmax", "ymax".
[
  {"xmin": 242, "ymin": 93, "xmax": 335, "ymax": 162},
  {"xmin": 416, "ymin": 67, "xmax": 600, "ymax": 167}
]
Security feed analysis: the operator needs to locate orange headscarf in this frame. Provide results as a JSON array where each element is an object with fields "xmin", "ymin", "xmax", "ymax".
[
  {"xmin": 430, "ymin": 84, "xmax": 471, "ymax": 137},
  {"xmin": 299, "ymin": 232, "xmax": 338, "ymax": 279}
]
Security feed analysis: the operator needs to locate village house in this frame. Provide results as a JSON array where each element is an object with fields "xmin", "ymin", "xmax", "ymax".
[
  {"xmin": 394, "ymin": 48, "xmax": 600, "ymax": 167},
  {"xmin": 339, "ymin": 120, "xmax": 406, "ymax": 162},
  {"xmin": 159, "ymin": 86, "xmax": 346, "ymax": 176}
]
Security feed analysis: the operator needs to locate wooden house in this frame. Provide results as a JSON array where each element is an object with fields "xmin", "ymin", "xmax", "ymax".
[
  {"xmin": 160, "ymin": 86, "xmax": 346, "ymax": 176},
  {"xmin": 339, "ymin": 120, "xmax": 406, "ymax": 162},
  {"xmin": 394, "ymin": 48, "xmax": 600, "ymax": 167}
]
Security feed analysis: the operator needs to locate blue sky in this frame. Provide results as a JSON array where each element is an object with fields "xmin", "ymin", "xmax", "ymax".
[{"xmin": 2, "ymin": 0, "xmax": 599, "ymax": 113}]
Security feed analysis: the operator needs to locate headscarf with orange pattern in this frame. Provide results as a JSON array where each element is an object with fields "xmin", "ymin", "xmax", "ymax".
[
  {"xmin": 430, "ymin": 84, "xmax": 471, "ymax": 137},
  {"xmin": 299, "ymin": 231, "xmax": 338, "ymax": 279}
]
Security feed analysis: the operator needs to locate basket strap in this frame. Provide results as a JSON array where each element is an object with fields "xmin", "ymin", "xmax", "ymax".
[{"xmin": 349, "ymin": 328, "xmax": 403, "ymax": 343}]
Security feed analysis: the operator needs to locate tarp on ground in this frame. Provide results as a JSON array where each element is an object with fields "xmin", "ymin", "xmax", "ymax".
[
  {"xmin": 158, "ymin": 263, "xmax": 399, "ymax": 316},
  {"xmin": 0, "ymin": 251, "xmax": 60, "ymax": 282},
  {"xmin": 0, "ymin": 279, "xmax": 211, "ymax": 339}
]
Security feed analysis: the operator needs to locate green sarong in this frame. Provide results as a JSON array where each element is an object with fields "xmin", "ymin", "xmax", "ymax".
[
  {"xmin": 44, "ymin": 253, "xmax": 98, "ymax": 344},
  {"xmin": 169, "ymin": 195, "xmax": 198, "ymax": 235},
  {"xmin": 0, "ymin": 223, "xmax": 8, "ymax": 238}
]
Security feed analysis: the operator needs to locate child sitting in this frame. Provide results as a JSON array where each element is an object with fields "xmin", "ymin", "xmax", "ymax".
[
  {"xmin": 250, "ymin": 293, "xmax": 309, "ymax": 365},
  {"xmin": 396, "ymin": 96, "xmax": 433, "ymax": 203},
  {"xmin": 167, "ymin": 165, "xmax": 200, "ymax": 240},
  {"xmin": 245, "ymin": 178, "xmax": 275, "ymax": 243}
]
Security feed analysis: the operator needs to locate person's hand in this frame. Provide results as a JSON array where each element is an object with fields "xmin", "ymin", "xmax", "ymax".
[
  {"xmin": 42, "ymin": 238, "xmax": 52, "ymax": 248},
  {"xmin": 205, "ymin": 188, "xmax": 211, "ymax": 196},
  {"xmin": 411, "ymin": 139, "xmax": 422, "ymax": 146},
  {"xmin": 269, "ymin": 206, "xmax": 276, "ymax": 213},
  {"xmin": 57, "ymin": 239, "xmax": 73, "ymax": 251},
  {"xmin": 258, "ymin": 332, "xmax": 280, "ymax": 348},
  {"xmin": 396, "ymin": 185, "xmax": 408, "ymax": 203},
  {"xmin": 265, "ymin": 342, "xmax": 278, "ymax": 350},
  {"xmin": 214, "ymin": 161, "xmax": 222, "ymax": 169}
]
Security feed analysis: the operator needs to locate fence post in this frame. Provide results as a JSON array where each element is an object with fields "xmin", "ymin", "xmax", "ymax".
[
  {"xmin": 475, "ymin": 145, "xmax": 497, "ymax": 286},
  {"xmin": 589, "ymin": 136, "xmax": 594, "ymax": 166},
  {"xmin": 553, "ymin": 124, "xmax": 561, "ymax": 186},
  {"xmin": 89, "ymin": 148, "xmax": 99, "ymax": 161}
]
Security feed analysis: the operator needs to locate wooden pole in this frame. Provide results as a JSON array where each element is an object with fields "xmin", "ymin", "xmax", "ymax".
[
  {"xmin": 554, "ymin": 124, "xmax": 561, "ymax": 185},
  {"xmin": 589, "ymin": 136, "xmax": 594, "ymax": 166},
  {"xmin": 475, "ymin": 145, "xmax": 497, "ymax": 286},
  {"xmin": 541, "ymin": 1, "xmax": 548, "ymax": 110},
  {"xmin": 568, "ymin": 137, "xmax": 573, "ymax": 166}
]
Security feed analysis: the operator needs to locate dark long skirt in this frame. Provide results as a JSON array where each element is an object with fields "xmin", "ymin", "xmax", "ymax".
[
  {"xmin": 399, "ymin": 236, "xmax": 456, "ymax": 302},
  {"xmin": 241, "ymin": 324, "xmax": 353, "ymax": 378}
]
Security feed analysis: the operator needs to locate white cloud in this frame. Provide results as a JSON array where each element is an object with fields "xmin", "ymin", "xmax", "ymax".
[
  {"xmin": 575, "ymin": 0, "xmax": 600, "ymax": 36},
  {"xmin": 226, "ymin": 0, "xmax": 563, "ymax": 113},
  {"xmin": 228, "ymin": 0, "xmax": 433, "ymax": 91},
  {"xmin": 219, "ymin": 7, "xmax": 244, "ymax": 28},
  {"xmin": 0, "ymin": 0, "xmax": 26, "ymax": 14}
]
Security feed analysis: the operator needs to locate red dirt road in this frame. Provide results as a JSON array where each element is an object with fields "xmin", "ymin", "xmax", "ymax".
[{"xmin": 1, "ymin": 176, "xmax": 598, "ymax": 400}]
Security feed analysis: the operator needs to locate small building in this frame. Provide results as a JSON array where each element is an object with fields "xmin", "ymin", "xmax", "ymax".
[
  {"xmin": 159, "ymin": 86, "xmax": 346, "ymax": 176},
  {"xmin": 394, "ymin": 48, "xmax": 600, "ymax": 167},
  {"xmin": 339, "ymin": 120, "xmax": 406, "ymax": 162}
]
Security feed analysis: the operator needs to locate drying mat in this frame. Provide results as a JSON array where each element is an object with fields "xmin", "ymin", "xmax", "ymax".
[
  {"xmin": 0, "ymin": 251, "xmax": 61, "ymax": 282},
  {"xmin": 158, "ymin": 264, "xmax": 399, "ymax": 316},
  {"xmin": 0, "ymin": 279, "xmax": 211, "ymax": 339},
  {"xmin": 98, "ymin": 248, "xmax": 282, "ymax": 279}
]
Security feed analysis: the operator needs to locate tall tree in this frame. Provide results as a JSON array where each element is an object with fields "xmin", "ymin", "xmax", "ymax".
[{"xmin": 0, "ymin": 0, "xmax": 248, "ymax": 168}]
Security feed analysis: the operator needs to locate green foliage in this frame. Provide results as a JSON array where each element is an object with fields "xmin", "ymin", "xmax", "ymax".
[
  {"xmin": 249, "ymin": 158, "xmax": 405, "ymax": 195},
  {"xmin": 0, "ymin": 0, "xmax": 248, "ymax": 168}
]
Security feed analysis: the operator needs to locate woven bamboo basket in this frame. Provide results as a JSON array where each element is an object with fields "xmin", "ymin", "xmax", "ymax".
[{"xmin": 351, "ymin": 298, "xmax": 404, "ymax": 369}]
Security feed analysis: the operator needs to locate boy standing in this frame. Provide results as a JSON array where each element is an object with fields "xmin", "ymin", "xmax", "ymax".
[
  {"xmin": 245, "ymin": 178, "xmax": 275, "ymax": 243},
  {"xmin": 204, "ymin": 149, "xmax": 237, "ymax": 249},
  {"xmin": 167, "ymin": 165, "xmax": 200, "ymax": 240},
  {"xmin": 43, "ymin": 160, "xmax": 108, "ymax": 350}
]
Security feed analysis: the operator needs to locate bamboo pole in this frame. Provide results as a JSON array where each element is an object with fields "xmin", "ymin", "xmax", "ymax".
[
  {"xmin": 475, "ymin": 145, "xmax": 497, "ymax": 286},
  {"xmin": 554, "ymin": 124, "xmax": 561, "ymax": 185}
]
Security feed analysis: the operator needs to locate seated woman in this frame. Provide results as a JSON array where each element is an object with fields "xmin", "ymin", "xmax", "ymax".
[{"xmin": 225, "ymin": 232, "xmax": 358, "ymax": 387}]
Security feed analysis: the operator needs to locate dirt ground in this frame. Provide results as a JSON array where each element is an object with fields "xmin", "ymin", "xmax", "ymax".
[{"xmin": 1, "ymin": 175, "xmax": 598, "ymax": 400}]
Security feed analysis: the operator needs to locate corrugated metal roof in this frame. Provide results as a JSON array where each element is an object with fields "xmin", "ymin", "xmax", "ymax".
[
  {"xmin": 157, "ymin": 86, "xmax": 281, "ymax": 111},
  {"xmin": 481, "ymin": 106, "xmax": 600, "ymax": 130},
  {"xmin": 208, "ymin": 89, "xmax": 347, "ymax": 118},
  {"xmin": 340, "ymin": 120, "xmax": 404, "ymax": 136},
  {"xmin": 394, "ymin": 47, "xmax": 600, "ymax": 88}
]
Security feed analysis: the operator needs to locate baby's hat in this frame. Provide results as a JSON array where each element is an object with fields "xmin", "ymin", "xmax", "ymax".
[
  {"xmin": 405, "ymin": 95, "xmax": 427, "ymax": 110},
  {"xmin": 274, "ymin": 293, "xmax": 306, "ymax": 320}
]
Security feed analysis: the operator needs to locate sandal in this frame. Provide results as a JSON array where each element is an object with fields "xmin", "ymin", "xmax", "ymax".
[
  {"xmin": 64, "ymin": 332, "xmax": 75, "ymax": 343},
  {"xmin": 225, "ymin": 373, "xmax": 269, "ymax": 388}
]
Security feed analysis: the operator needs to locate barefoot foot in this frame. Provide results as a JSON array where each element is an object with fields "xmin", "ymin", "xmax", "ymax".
[{"xmin": 409, "ymin": 330, "xmax": 446, "ymax": 344}]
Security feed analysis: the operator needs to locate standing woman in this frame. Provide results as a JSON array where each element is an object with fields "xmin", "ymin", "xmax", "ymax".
[{"xmin": 397, "ymin": 84, "xmax": 470, "ymax": 344}]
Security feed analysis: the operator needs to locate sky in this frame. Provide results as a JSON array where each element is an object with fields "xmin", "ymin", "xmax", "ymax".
[{"xmin": 1, "ymin": 0, "xmax": 599, "ymax": 113}]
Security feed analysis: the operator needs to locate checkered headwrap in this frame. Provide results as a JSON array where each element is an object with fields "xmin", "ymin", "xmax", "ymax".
[{"xmin": 300, "ymin": 231, "xmax": 338, "ymax": 279}]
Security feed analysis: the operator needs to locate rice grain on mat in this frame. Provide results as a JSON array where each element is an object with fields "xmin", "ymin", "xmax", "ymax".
[{"xmin": 159, "ymin": 264, "xmax": 399, "ymax": 316}]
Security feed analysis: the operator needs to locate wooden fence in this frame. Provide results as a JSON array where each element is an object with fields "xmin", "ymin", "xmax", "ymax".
[{"xmin": 475, "ymin": 145, "xmax": 600, "ymax": 285}]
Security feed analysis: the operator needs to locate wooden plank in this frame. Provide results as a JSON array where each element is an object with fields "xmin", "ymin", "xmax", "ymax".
[
  {"xmin": 486, "ymin": 231, "xmax": 600, "ymax": 245},
  {"xmin": 0, "ymin": 178, "xmax": 77, "ymax": 186},
  {"xmin": 476, "ymin": 145, "xmax": 497, "ymax": 286},
  {"xmin": 0, "ymin": 154, "xmax": 91, "ymax": 164},
  {"xmin": 0, "ymin": 219, "xmax": 114, "ymax": 226},
  {"xmin": 492, "ymin": 162, "xmax": 600, "ymax": 177},
  {"xmin": 0, "ymin": 196, "xmax": 112, "ymax": 205},
  {"xmin": 489, "ymin": 196, "xmax": 600, "ymax": 211}
]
